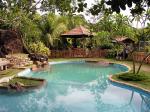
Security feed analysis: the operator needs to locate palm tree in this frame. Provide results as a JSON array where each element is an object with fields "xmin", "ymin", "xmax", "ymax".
[
  {"xmin": 39, "ymin": 13, "xmax": 68, "ymax": 49},
  {"xmin": 96, "ymin": 14, "xmax": 114, "ymax": 32},
  {"xmin": 38, "ymin": 13, "xmax": 88, "ymax": 50}
]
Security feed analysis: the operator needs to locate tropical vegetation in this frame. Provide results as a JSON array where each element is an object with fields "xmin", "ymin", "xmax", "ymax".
[{"xmin": 0, "ymin": 0, "xmax": 150, "ymax": 77}]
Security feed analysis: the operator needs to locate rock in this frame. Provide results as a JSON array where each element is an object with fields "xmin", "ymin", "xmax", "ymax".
[
  {"xmin": 0, "ymin": 50, "xmax": 6, "ymax": 58},
  {"xmin": 0, "ymin": 29, "xmax": 23, "ymax": 58},
  {"xmin": 28, "ymin": 54, "xmax": 48, "ymax": 62},
  {"xmin": 8, "ymin": 82, "xmax": 24, "ymax": 91},
  {"xmin": 6, "ymin": 55, "xmax": 33, "ymax": 68}
]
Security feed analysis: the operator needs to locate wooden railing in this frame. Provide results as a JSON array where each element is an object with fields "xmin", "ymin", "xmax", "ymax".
[
  {"xmin": 50, "ymin": 49, "xmax": 108, "ymax": 58},
  {"xmin": 50, "ymin": 49, "xmax": 150, "ymax": 64},
  {"xmin": 133, "ymin": 52, "xmax": 150, "ymax": 64}
]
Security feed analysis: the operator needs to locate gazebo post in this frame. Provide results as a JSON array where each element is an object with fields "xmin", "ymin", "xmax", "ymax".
[
  {"xmin": 72, "ymin": 38, "xmax": 77, "ymax": 48},
  {"xmin": 89, "ymin": 37, "xmax": 93, "ymax": 49},
  {"xmin": 61, "ymin": 26, "xmax": 93, "ymax": 49}
]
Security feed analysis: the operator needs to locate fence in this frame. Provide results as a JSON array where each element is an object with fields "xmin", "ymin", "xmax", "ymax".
[
  {"xmin": 50, "ymin": 49, "xmax": 108, "ymax": 58},
  {"xmin": 138, "ymin": 41, "xmax": 150, "ymax": 51},
  {"xmin": 133, "ymin": 52, "xmax": 150, "ymax": 64},
  {"xmin": 50, "ymin": 49, "xmax": 150, "ymax": 64}
]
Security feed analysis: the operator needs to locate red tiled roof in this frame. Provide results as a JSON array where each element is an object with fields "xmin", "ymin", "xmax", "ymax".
[
  {"xmin": 115, "ymin": 36, "xmax": 128, "ymax": 42},
  {"xmin": 114, "ymin": 36, "xmax": 134, "ymax": 42},
  {"xmin": 61, "ymin": 26, "xmax": 92, "ymax": 37}
]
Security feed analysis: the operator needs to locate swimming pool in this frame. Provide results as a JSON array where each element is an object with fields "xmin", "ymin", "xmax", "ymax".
[{"xmin": 0, "ymin": 61, "xmax": 150, "ymax": 112}]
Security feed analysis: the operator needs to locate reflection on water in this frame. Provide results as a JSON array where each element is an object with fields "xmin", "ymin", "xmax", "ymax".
[
  {"xmin": 87, "ymin": 73, "xmax": 150, "ymax": 112},
  {"xmin": 140, "ymin": 94, "xmax": 150, "ymax": 112},
  {"xmin": 0, "ymin": 62, "xmax": 150, "ymax": 112}
]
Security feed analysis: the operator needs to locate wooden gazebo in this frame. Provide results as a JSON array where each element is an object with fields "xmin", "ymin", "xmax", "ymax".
[
  {"xmin": 61, "ymin": 25, "xmax": 93, "ymax": 48},
  {"xmin": 50, "ymin": 26, "xmax": 107, "ymax": 58}
]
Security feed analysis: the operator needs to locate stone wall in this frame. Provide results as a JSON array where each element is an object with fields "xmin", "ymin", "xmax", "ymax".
[{"xmin": 0, "ymin": 30, "xmax": 23, "ymax": 57}]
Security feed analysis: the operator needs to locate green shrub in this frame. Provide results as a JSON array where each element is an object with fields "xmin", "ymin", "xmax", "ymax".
[
  {"xmin": 28, "ymin": 42, "xmax": 50, "ymax": 56},
  {"xmin": 106, "ymin": 50, "xmax": 116, "ymax": 58},
  {"xmin": 118, "ymin": 73, "xmax": 147, "ymax": 81},
  {"xmin": 145, "ymin": 46, "xmax": 150, "ymax": 52},
  {"xmin": 100, "ymin": 44, "xmax": 113, "ymax": 49}
]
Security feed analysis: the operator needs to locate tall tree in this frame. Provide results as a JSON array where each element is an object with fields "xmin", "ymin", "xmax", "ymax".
[
  {"xmin": 40, "ymin": 0, "xmax": 87, "ymax": 15},
  {"xmin": 89, "ymin": 0, "xmax": 150, "ymax": 14},
  {"xmin": 38, "ymin": 14, "xmax": 68, "ymax": 49}
]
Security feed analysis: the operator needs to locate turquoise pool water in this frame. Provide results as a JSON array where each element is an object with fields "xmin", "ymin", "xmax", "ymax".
[{"xmin": 0, "ymin": 61, "xmax": 150, "ymax": 112}]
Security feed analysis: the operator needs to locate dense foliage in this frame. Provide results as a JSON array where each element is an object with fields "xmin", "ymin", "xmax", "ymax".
[
  {"xmin": 89, "ymin": 0, "xmax": 150, "ymax": 15},
  {"xmin": 0, "ymin": 0, "xmax": 149, "ymax": 56},
  {"xmin": 91, "ymin": 13, "xmax": 137, "ymax": 53},
  {"xmin": 28, "ymin": 42, "xmax": 50, "ymax": 56},
  {"xmin": 118, "ymin": 72, "xmax": 147, "ymax": 81}
]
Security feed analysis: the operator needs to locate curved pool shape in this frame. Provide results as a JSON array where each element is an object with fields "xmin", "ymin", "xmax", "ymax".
[{"xmin": 0, "ymin": 61, "xmax": 150, "ymax": 112}]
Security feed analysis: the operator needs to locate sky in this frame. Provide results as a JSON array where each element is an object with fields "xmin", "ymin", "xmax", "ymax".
[
  {"xmin": 83, "ymin": 0, "xmax": 145, "ymax": 28},
  {"xmin": 36, "ymin": 0, "xmax": 148, "ymax": 28}
]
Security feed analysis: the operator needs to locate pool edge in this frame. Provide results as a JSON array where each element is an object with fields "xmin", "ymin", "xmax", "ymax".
[
  {"xmin": 17, "ymin": 60, "xmax": 131, "ymax": 76},
  {"xmin": 17, "ymin": 61, "xmax": 150, "ymax": 94},
  {"xmin": 109, "ymin": 62, "xmax": 150, "ymax": 94}
]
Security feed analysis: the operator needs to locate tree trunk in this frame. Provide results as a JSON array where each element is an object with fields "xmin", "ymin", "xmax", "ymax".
[
  {"xmin": 132, "ymin": 54, "xmax": 136, "ymax": 74},
  {"xmin": 136, "ymin": 53, "xmax": 150, "ymax": 74},
  {"xmin": 17, "ymin": 30, "xmax": 31, "ymax": 54}
]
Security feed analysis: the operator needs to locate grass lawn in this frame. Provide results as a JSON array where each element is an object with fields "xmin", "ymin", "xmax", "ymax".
[
  {"xmin": 0, "ymin": 69, "xmax": 22, "ymax": 78},
  {"xmin": 105, "ymin": 58, "xmax": 150, "ymax": 91},
  {"xmin": 0, "ymin": 67, "xmax": 43, "ymax": 88},
  {"xmin": 1, "ymin": 76, "xmax": 45, "ymax": 89},
  {"xmin": 9, "ymin": 77, "xmax": 39, "ymax": 85},
  {"xmin": 112, "ymin": 71, "xmax": 150, "ymax": 91},
  {"xmin": 9, "ymin": 77, "xmax": 44, "ymax": 86}
]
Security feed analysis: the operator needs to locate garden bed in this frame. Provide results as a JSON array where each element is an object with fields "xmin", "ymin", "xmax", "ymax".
[
  {"xmin": 109, "ymin": 71, "xmax": 150, "ymax": 92},
  {"xmin": 0, "ymin": 69, "xmax": 22, "ymax": 78},
  {"xmin": 0, "ymin": 76, "xmax": 46, "ymax": 91}
]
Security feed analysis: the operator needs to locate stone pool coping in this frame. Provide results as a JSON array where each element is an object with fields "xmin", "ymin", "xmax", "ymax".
[
  {"xmin": 109, "ymin": 63, "xmax": 150, "ymax": 93},
  {"xmin": 18, "ymin": 60, "xmax": 131, "ymax": 76}
]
